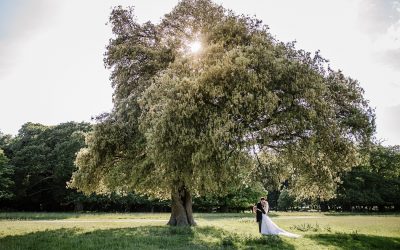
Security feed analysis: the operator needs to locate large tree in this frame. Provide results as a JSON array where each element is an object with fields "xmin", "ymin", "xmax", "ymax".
[{"xmin": 69, "ymin": 0, "xmax": 374, "ymax": 226}]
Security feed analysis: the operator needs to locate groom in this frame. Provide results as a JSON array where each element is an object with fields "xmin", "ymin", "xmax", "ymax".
[{"xmin": 255, "ymin": 197, "xmax": 266, "ymax": 233}]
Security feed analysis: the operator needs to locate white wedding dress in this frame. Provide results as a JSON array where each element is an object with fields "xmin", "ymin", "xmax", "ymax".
[{"xmin": 260, "ymin": 208, "xmax": 300, "ymax": 238}]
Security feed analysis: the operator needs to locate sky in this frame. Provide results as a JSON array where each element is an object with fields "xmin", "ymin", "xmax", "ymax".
[{"xmin": 0, "ymin": 0, "xmax": 399, "ymax": 145}]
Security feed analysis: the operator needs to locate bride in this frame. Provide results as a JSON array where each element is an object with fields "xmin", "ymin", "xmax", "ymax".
[{"xmin": 259, "ymin": 199, "xmax": 300, "ymax": 238}]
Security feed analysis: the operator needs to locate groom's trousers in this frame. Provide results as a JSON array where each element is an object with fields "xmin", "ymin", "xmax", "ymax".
[{"xmin": 258, "ymin": 221, "xmax": 262, "ymax": 233}]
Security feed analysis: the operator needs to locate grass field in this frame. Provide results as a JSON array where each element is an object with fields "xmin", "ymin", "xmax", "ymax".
[{"xmin": 0, "ymin": 212, "xmax": 399, "ymax": 249}]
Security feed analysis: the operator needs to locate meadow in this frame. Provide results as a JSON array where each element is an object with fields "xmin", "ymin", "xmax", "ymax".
[{"xmin": 0, "ymin": 212, "xmax": 399, "ymax": 249}]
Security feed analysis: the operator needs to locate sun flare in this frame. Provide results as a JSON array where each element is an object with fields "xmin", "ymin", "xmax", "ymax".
[{"xmin": 189, "ymin": 40, "xmax": 201, "ymax": 53}]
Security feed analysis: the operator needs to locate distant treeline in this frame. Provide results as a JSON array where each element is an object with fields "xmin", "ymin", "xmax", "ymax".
[{"xmin": 0, "ymin": 122, "xmax": 399, "ymax": 212}]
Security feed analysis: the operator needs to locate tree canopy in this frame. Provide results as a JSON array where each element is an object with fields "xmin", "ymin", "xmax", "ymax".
[
  {"xmin": 69, "ymin": 0, "xmax": 375, "ymax": 225},
  {"xmin": 0, "ymin": 149, "xmax": 13, "ymax": 200},
  {"xmin": 2, "ymin": 122, "xmax": 91, "ymax": 210},
  {"xmin": 334, "ymin": 145, "xmax": 400, "ymax": 211}
]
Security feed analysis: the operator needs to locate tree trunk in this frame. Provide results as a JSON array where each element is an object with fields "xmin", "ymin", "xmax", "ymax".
[{"xmin": 167, "ymin": 185, "xmax": 196, "ymax": 226}]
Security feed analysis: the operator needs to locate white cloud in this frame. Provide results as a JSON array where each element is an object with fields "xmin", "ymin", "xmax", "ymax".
[
  {"xmin": 356, "ymin": 0, "xmax": 400, "ymax": 69},
  {"xmin": 357, "ymin": 0, "xmax": 400, "ymax": 36}
]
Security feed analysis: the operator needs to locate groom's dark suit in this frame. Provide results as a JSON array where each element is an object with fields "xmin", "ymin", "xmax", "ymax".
[{"xmin": 256, "ymin": 202, "xmax": 266, "ymax": 233}]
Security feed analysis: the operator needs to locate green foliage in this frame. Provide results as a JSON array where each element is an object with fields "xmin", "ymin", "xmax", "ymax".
[
  {"xmin": 4, "ymin": 122, "xmax": 91, "ymax": 210},
  {"xmin": 0, "ymin": 130, "xmax": 12, "ymax": 149},
  {"xmin": 65, "ymin": 192, "xmax": 169, "ymax": 212},
  {"xmin": 194, "ymin": 182, "xmax": 266, "ymax": 212},
  {"xmin": 277, "ymin": 188, "xmax": 295, "ymax": 211},
  {"xmin": 256, "ymin": 152, "xmax": 290, "ymax": 191},
  {"xmin": 369, "ymin": 145, "xmax": 400, "ymax": 178},
  {"xmin": 0, "ymin": 149, "xmax": 14, "ymax": 199},
  {"xmin": 70, "ymin": 0, "xmax": 374, "ymax": 204},
  {"xmin": 333, "ymin": 145, "xmax": 400, "ymax": 211}
]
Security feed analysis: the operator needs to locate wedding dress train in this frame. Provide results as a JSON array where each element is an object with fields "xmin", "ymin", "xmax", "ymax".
[{"xmin": 260, "ymin": 214, "xmax": 300, "ymax": 238}]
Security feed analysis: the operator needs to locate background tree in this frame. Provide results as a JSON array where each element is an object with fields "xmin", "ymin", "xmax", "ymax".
[
  {"xmin": 0, "ymin": 149, "xmax": 13, "ymax": 200},
  {"xmin": 70, "ymin": 0, "xmax": 374, "ymax": 226},
  {"xmin": 194, "ymin": 182, "xmax": 266, "ymax": 212},
  {"xmin": 65, "ymin": 192, "xmax": 169, "ymax": 212},
  {"xmin": 0, "ymin": 131, "xmax": 14, "ymax": 200},
  {"xmin": 4, "ymin": 122, "xmax": 91, "ymax": 210},
  {"xmin": 334, "ymin": 145, "xmax": 400, "ymax": 211},
  {"xmin": 277, "ymin": 188, "xmax": 295, "ymax": 211},
  {"xmin": 0, "ymin": 131, "xmax": 12, "ymax": 150}
]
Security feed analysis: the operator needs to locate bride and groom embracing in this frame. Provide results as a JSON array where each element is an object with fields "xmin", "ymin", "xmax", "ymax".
[{"xmin": 254, "ymin": 197, "xmax": 300, "ymax": 238}]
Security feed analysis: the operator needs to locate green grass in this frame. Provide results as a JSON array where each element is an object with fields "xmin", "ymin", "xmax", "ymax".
[{"xmin": 0, "ymin": 212, "xmax": 399, "ymax": 249}]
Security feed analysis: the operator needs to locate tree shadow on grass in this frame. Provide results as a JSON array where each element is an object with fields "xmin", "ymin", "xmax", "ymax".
[
  {"xmin": 308, "ymin": 233, "xmax": 400, "ymax": 250},
  {"xmin": 0, "ymin": 225, "xmax": 295, "ymax": 250}
]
